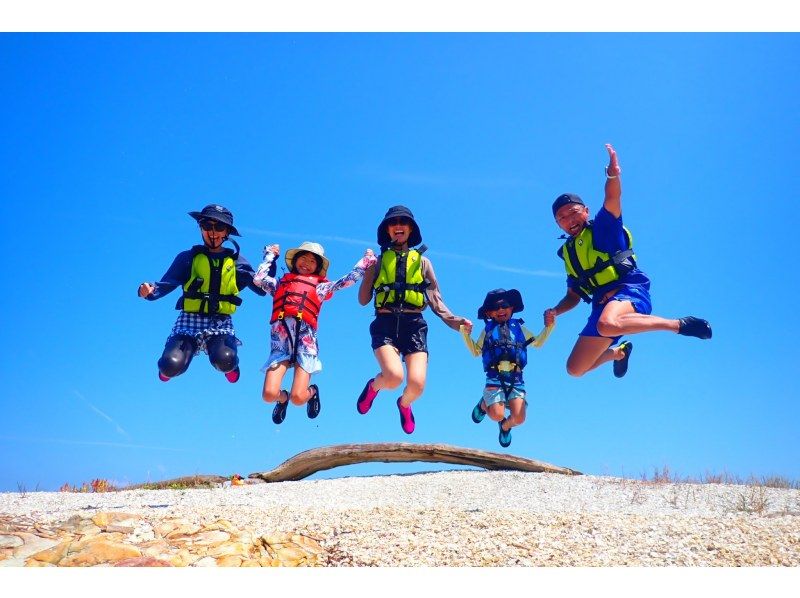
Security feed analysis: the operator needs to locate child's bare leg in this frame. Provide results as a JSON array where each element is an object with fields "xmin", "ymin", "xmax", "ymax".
[
  {"xmin": 289, "ymin": 366, "xmax": 313, "ymax": 406},
  {"xmin": 399, "ymin": 351, "xmax": 427, "ymax": 407},
  {"xmin": 262, "ymin": 361, "xmax": 289, "ymax": 403},
  {"xmin": 505, "ymin": 397, "xmax": 527, "ymax": 429},
  {"xmin": 486, "ymin": 402, "xmax": 505, "ymax": 422},
  {"xmin": 372, "ymin": 345, "xmax": 405, "ymax": 391}
]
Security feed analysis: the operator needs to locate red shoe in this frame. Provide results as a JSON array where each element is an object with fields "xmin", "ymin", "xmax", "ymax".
[
  {"xmin": 225, "ymin": 367, "xmax": 240, "ymax": 383},
  {"xmin": 397, "ymin": 397, "xmax": 415, "ymax": 434},
  {"xmin": 356, "ymin": 378, "xmax": 379, "ymax": 414},
  {"xmin": 158, "ymin": 372, "xmax": 170, "ymax": 382}
]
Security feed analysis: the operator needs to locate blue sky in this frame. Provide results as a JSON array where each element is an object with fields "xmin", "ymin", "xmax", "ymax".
[{"xmin": 1, "ymin": 32, "xmax": 798, "ymax": 492}]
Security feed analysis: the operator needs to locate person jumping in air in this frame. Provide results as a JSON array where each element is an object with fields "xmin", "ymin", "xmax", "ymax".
[
  {"xmin": 356, "ymin": 205, "xmax": 472, "ymax": 434},
  {"xmin": 254, "ymin": 242, "xmax": 377, "ymax": 424},
  {"xmin": 138, "ymin": 204, "xmax": 269, "ymax": 383},
  {"xmin": 461, "ymin": 289, "xmax": 552, "ymax": 448},
  {"xmin": 544, "ymin": 144, "xmax": 712, "ymax": 379}
]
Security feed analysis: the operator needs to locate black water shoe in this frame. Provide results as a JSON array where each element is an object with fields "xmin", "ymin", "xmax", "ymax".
[
  {"xmin": 498, "ymin": 421, "xmax": 512, "ymax": 448},
  {"xmin": 678, "ymin": 316, "xmax": 712, "ymax": 339},
  {"xmin": 471, "ymin": 400, "xmax": 486, "ymax": 423},
  {"xmin": 613, "ymin": 341, "xmax": 633, "ymax": 378}
]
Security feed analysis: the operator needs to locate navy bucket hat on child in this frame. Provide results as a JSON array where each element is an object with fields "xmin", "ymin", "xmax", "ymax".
[
  {"xmin": 551, "ymin": 193, "xmax": 585, "ymax": 217},
  {"xmin": 188, "ymin": 204, "xmax": 241, "ymax": 236},
  {"xmin": 477, "ymin": 288, "xmax": 524, "ymax": 320},
  {"xmin": 377, "ymin": 205, "xmax": 422, "ymax": 248}
]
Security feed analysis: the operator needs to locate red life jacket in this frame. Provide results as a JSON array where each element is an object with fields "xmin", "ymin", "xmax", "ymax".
[{"xmin": 270, "ymin": 273, "xmax": 330, "ymax": 330}]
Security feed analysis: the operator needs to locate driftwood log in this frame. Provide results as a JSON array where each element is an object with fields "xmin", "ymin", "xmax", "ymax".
[{"xmin": 250, "ymin": 442, "xmax": 581, "ymax": 483}]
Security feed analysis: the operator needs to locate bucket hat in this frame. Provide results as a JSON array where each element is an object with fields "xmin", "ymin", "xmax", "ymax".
[
  {"xmin": 377, "ymin": 205, "xmax": 422, "ymax": 248},
  {"xmin": 285, "ymin": 241, "xmax": 330, "ymax": 277},
  {"xmin": 188, "ymin": 204, "xmax": 241, "ymax": 236},
  {"xmin": 551, "ymin": 193, "xmax": 585, "ymax": 217},
  {"xmin": 477, "ymin": 288, "xmax": 524, "ymax": 320}
]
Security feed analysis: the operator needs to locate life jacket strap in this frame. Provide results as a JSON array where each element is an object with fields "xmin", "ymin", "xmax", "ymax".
[
  {"xmin": 565, "ymin": 239, "xmax": 635, "ymax": 301},
  {"xmin": 182, "ymin": 246, "xmax": 241, "ymax": 314},
  {"xmin": 374, "ymin": 248, "xmax": 429, "ymax": 311}
]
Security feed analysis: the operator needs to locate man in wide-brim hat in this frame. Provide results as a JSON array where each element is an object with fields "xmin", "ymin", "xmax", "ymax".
[{"xmin": 137, "ymin": 203, "xmax": 269, "ymax": 384}]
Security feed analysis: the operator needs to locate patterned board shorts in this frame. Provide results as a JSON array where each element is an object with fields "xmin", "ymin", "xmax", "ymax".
[
  {"xmin": 168, "ymin": 312, "xmax": 241, "ymax": 355},
  {"xmin": 261, "ymin": 318, "xmax": 323, "ymax": 375}
]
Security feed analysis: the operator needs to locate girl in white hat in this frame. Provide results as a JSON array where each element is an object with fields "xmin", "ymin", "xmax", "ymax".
[{"xmin": 253, "ymin": 241, "xmax": 377, "ymax": 424}]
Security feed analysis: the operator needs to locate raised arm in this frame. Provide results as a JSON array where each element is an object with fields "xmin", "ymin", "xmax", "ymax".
[
  {"xmin": 460, "ymin": 324, "xmax": 483, "ymax": 357},
  {"xmin": 317, "ymin": 249, "xmax": 378, "ymax": 298},
  {"xmin": 253, "ymin": 244, "xmax": 280, "ymax": 295},
  {"xmin": 423, "ymin": 258, "xmax": 472, "ymax": 332},
  {"xmin": 523, "ymin": 322, "xmax": 555, "ymax": 349},
  {"xmin": 236, "ymin": 254, "xmax": 268, "ymax": 296},
  {"xmin": 137, "ymin": 250, "xmax": 193, "ymax": 301},
  {"xmin": 603, "ymin": 143, "xmax": 622, "ymax": 218},
  {"xmin": 543, "ymin": 288, "xmax": 582, "ymax": 327},
  {"xmin": 358, "ymin": 260, "xmax": 378, "ymax": 305}
]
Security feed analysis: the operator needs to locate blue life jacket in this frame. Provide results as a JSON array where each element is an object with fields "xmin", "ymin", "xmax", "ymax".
[{"xmin": 481, "ymin": 319, "xmax": 531, "ymax": 391}]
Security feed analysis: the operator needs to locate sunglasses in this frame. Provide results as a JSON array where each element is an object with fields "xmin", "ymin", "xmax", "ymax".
[
  {"xmin": 200, "ymin": 221, "xmax": 228, "ymax": 232},
  {"xmin": 388, "ymin": 217, "xmax": 412, "ymax": 226},
  {"xmin": 491, "ymin": 301, "xmax": 512, "ymax": 310}
]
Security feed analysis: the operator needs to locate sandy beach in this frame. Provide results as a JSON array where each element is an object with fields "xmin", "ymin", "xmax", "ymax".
[{"xmin": 2, "ymin": 470, "xmax": 799, "ymax": 567}]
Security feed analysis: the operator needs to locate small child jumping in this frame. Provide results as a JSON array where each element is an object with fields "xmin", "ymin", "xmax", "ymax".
[
  {"xmin": 461, "ymin": 288, "xmax": 552, "ymax": 448},
  {"xmin": 138, "ymin": 204, "xmax": 268, "ymax": 383},
  {"xmin": 254, "ymin": 241, "xmax": 377, "ymax": 424}
]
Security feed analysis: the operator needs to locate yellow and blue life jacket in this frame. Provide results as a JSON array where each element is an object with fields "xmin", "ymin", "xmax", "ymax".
[
  {"xmin": 373, "ymin": 248, "xmax": 428, "ymax": 310},
  {"xmin": 481, "ymin": 318, "xmax": 533, "ymax": 395},
  {"xmin": 181, "ymin": 245, "xmax": 242, "ymax": 315},
  {"xmin": 558, "ymin": 222, "xmax": 636, "ymax": 303}
]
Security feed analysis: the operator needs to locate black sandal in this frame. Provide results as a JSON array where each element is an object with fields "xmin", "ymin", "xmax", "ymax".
[
  {"xmin": 272, "ymin": 391, "xmax": 289, "ymax": 425},
  {"xmin": 307, "ymin": 384, "xmax": 321, "ymax": 419}
]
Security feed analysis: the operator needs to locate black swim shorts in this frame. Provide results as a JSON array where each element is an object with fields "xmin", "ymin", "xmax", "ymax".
[{"xmin": 369, "ymin": 313, "xmax": 429, "ymax": 356}]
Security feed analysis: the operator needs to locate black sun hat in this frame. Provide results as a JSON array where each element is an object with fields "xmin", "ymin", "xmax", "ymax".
[
  {"xmin": 377, "ymin": 205, "xmax": 422, "ymax": 249},
  {"xmin": 477, "ymin": 288, "xmax": 524, "ymax": 320},
  {"xmin": 188, "ymin": 204, "xmax": 241, "ymax": 236}
]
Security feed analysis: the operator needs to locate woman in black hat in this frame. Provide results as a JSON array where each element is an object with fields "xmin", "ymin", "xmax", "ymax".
[
  {"xmin": 138, "ymin": 204, "xmax": 271, "ymax": 383},
  {"xmin": 355, "ymin": 205, "xmax": 472, "ymax": 434}
]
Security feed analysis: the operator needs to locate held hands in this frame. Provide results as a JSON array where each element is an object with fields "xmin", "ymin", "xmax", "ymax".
[
  {"xmin": 138, "ymin": 282, "xmax": 155, "ymax": 298},
  {"xmin": 358, "ymin": 248, "xmax": 378, "ymax": 269},
  {"xmin": 460, "ymin": 318, "xmax": 474, "ymax": 333},
  {"xmin": 263, "ymin": 244, "xmax": 280, "ymax": 260},
  {"xmin": 605, "ymin": 143, "xmax": 621, "ymax": 177},
  {"xmin": 543, "ymin": 308, "xmax": 557, "ymax": 327}
]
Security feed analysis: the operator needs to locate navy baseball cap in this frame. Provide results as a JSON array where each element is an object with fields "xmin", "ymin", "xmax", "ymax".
[{"xmin": 551, "ymin": 193, "xmax": 585, "ymax": 217}]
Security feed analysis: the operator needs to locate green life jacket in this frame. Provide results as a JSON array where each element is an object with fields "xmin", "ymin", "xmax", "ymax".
[
  {"xmin": 181, "ymin": 245, "xmax": 242, "ymax": 315},
  {"xmin": 558, "ymin": 223, "xmax": 636, "ymax": 303},
  {"xmin": 373, "ymin": 247, "xmax": 428, "ymax": 310}
]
